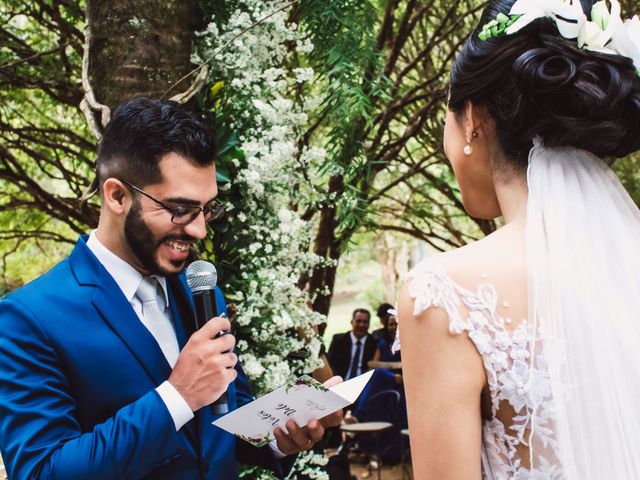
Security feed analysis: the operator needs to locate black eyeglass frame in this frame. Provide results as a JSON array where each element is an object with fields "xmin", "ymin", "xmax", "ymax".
[{"xmin": 119, "ymin": 179, "xmax": 225, "ymax": 225}]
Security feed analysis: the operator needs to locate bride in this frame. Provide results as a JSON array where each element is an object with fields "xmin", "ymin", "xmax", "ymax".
[{"xmin": 396, "ymin": 0, "xmax": 640, "ymax": 478}]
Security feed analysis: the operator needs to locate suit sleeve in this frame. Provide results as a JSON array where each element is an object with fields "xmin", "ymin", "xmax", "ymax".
[
  {"xmin": 326, "ymin": 334, "xmax": 340, "ymax": 373},
  {"xmin": 0, "ymin": 298, "xmax": 182, "ymax": 480}
]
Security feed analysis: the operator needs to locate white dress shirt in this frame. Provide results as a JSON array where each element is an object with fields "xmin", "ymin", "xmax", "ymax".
[{"xmin": 86, "ymin": 232, "xmax": 193, "ymax": 431}]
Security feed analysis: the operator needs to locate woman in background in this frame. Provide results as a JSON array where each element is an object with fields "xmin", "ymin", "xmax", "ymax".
[{"xmin": 372, "ymin": 309, "xmax": 401, "ymax": 366}]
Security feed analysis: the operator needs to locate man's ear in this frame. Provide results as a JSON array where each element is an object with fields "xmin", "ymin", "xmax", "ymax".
[{"xmin": 101, "ymin": 178, "xmax": 131, "ymax": 216}]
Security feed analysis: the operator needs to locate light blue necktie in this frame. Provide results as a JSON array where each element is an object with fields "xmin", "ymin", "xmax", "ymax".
[{"xmin": 135, "ymin": 277, "xmax": 180, "ymax": 367}]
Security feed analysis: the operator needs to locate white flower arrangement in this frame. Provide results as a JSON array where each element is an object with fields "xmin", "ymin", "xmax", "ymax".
[
  {"xmin": 197, "ymin": 1, "xmax": 329, "ymax": 475},
  {"xmin": 479, "ymin": 0, "xmax": 640, "ymax": 73}
]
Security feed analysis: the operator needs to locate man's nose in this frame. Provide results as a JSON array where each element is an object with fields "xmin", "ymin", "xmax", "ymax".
[{"xmin": 184, "ymin": 211, "xmax": 207, "ymax": 240}]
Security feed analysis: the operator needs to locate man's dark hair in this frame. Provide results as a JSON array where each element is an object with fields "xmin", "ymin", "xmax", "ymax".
[
  {"xmin": 97, "ymin": 97, "xmax": 216, "ymax": 189},
  {"xmin": 352, "ymin": 308, "xmax": 371, "ymax": 320}
]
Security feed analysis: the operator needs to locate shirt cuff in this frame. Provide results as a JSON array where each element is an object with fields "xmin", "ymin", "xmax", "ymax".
[
  {"xmin": 156, "ymin": 381, "xmax": 194, "ymax": 431},
  {"xmin": 269, "ymin": 439, "xmax": 287, "ymax": 459}
]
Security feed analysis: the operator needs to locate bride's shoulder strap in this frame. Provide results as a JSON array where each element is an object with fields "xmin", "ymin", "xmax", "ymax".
[{"xmin": 405, "ymin": 255, "xmax": 468, "ymax": 335}]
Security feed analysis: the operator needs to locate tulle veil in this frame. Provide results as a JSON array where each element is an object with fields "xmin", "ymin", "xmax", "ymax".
[{"xmin": 526, "ymin": 139, "xmax": 640, "ymax": 478}]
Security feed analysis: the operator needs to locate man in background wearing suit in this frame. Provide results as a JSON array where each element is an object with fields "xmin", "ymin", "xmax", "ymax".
[
  {"xmin": 0, "ymin": 98, "xmax": 340, "ymax": 479},
  {"xmin": 327, "ymin": 308, "xmax": 377, "ymax": 380}
]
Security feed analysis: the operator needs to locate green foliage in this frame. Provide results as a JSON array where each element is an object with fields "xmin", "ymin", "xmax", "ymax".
[
  {"xmin": 298, "ymin": 0, "xmax": 389, "ymax": 237},
  {"xmin": 295, "ymin": 0, "xmax": 494, "ymax": 256},
  {"xmin": 0, "ymin": 1, "xmax": 94, "ymax": 291},
  {"xmin": 299, "ymin": 0, "xmax": 382, "ymax": 135},
  {"xmin": 613, "ymin": 152, "xmax": 640, "ymax": 206}
]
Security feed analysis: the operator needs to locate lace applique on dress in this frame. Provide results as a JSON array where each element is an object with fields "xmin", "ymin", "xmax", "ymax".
[{"xmin": 396, "ymin": 257, "xmax": 561, "ymax": 480}]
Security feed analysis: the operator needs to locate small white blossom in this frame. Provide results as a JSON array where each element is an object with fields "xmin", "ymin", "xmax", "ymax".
[
  {"xmin": 277, "ymin": 208, "xmax": 293, "ymax": 223},
  {"xmin": 241, "ymin": 353, "xmax": 266, "ymax": 377},
  {"xmin": 293, "ymin": 67, "xmax": 315, "ymax": 83}
]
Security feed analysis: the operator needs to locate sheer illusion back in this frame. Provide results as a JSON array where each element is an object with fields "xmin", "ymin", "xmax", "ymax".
[{"xmin": 399, "ymin": 254, "xmax": 559, "ymax": 480}]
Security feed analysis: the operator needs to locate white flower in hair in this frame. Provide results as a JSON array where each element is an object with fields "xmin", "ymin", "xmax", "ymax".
[
  {"xmin": 506, "ymin": 0, "xmax": 586, "ymax": 38},
  {"xmin": 480, "ymin": 0, "xmax": 640, "ymax": 73},
  {"xmin": 578, "ymin": 0, "xmax": 622, "ymax": 50},
  {"xmin": 612, "ymin": 15, "xmax": 640, "ymax": 68}
]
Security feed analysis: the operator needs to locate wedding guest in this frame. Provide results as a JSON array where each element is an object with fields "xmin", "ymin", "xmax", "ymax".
[
  {"xmin": 372, "ymin": 310, "xmax": 401, "ymax": 368},
  {"xmin": 396, "ymin": 0, "xmax": 640, "ymax": 478},
  {"xmin": 327, "ymin": 308, "xmax": 377, "ymax": 380},
  {"xmin": 350, "ymin": 310, "xmax": 407, "ymax": 463},
  {"xmin": 371, "ymin": 302, "xmax": 394, "ymax": 341}
]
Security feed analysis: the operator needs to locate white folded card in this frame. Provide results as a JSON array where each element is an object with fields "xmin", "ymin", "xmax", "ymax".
[{"xmin": 213, "ymin": 370, "xmax": 374, "ymax": 447}]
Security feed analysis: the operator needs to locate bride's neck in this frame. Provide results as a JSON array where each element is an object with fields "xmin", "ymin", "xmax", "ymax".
[{"xmin": 494, "ymin": 173, "xmax": 528, "ymax": 225}]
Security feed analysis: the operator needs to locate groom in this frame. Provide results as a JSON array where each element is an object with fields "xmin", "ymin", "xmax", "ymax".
[{"xmin": 0, "ymin": 98, "xmax": 340, "ymax": 479}]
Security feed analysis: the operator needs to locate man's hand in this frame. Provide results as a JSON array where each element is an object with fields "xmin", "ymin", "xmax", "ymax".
[
  {"xmin": 168, "ymin": 316, "xmax": 237, "ymax": 411},
  {"xmin": 273, "ymin": 376, "xmax": 344, "ymax": 455}
]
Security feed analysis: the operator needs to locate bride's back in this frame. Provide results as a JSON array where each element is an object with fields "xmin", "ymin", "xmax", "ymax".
[{"xmin": 403, "ymin": 222, "xmax": 553, "ymax": 477}]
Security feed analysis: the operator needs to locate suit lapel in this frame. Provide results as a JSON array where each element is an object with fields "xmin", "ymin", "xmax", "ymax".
[
  {"xmin": 344, "ymin": 334, "xmax": 354, "ymax": 378},
  {"xmin": 93, "ymin": 271, "xmax": 202, "ymax": 457},
  {"xmin": 166, "ymin": 275, "xmax": 196, "ymax": 348},
  {"xmin": 70, "ymin": 238, "xmax": 201, "ymax": 455},
  {"xmin": 70, "ymin": 237, "xmax": 173, "ymax": 385},
  {"xmin": 91, "ymin": 265, "xmax": 173, "ymax": 386}
]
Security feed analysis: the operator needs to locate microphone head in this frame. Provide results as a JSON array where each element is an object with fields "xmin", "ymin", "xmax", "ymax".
[{"xmin": 186, "ymin": 260, "xmax": 217, "ymax": 293}]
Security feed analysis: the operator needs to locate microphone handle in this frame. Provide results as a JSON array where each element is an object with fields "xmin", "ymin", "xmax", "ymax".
[{"xmin": 192, "ymin": 290, "xmax": 229, "ymax": 415}]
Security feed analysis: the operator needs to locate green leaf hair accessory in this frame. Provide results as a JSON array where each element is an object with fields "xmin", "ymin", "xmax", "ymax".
[
  {"xmin": 478, "ymin": 0, "xmax": 640, "ymax": 74},
  {"xmin": 478, "ymin": 13, "xmax": 521, "ymax": 40}
]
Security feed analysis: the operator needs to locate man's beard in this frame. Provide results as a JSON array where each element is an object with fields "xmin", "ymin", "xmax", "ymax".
[{"xmin": 124, "ymin": 200, "xmax": 191, "ymax": 276}]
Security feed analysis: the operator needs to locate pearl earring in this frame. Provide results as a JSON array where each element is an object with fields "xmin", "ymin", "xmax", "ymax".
[{"xmin": 464, "ymin": 131, "xmax": 478, "ymax": 156}]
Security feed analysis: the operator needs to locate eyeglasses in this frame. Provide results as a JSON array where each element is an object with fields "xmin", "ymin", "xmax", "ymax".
[{"xmin": 120, "ymin": 179, "xmax": 225, "ymax": 225}]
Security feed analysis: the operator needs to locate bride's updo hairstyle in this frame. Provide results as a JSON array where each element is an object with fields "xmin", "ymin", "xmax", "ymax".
[{"xmin": 448, "ymin": 0, "xmax": 640, "ymax": 173}]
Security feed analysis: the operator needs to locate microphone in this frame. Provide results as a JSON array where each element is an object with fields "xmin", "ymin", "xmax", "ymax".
[{"xmin": 185, "ymin": 260, "xmax": 229, "ymax": 415}]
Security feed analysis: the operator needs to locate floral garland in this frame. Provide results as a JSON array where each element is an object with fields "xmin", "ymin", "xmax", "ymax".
[
  {"xmin": 195, "ymin": 1, "xmax": 331, "ymax": 477},
  {"xmin": 479, "ymin": 0, "xmax": 640, "ymax": 74}
]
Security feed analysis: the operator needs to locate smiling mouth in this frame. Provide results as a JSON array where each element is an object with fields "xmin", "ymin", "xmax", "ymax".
[{"xmin": 165, "ymin": 239, "xmax": 192, "ymax": 252}]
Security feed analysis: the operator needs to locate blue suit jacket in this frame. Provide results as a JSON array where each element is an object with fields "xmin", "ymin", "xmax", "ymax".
[{"xmin": 0, "ymin": 237, "xmax": 291, "ymax": 479}]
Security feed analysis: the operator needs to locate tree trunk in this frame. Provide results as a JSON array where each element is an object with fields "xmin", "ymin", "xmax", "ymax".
[
  {"xmin": 86, "ymin": 0, "xmax": 202, "ymax": 108},
  {"xmin": 309, "ymin": 175, "xmax": 345, "ymax": 334},
  {"xmin": 375, "ymin": 232, "xmax": 412, "ymax": 303}
]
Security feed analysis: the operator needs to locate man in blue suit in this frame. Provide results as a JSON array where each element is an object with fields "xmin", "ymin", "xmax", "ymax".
[{"xmin": 0, "ymin": 98, "xmax": 340, "ymax": 479}]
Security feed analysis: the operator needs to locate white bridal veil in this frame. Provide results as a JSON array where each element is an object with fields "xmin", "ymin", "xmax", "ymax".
[{"xmin": 526, "ymin": 141, "xmax": 640, "ymax": 478}]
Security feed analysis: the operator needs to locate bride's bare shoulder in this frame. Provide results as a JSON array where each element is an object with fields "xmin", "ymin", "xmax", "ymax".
[{"xmin": 435, "ymin": 224, "xmax": 527, "ymax": 292}]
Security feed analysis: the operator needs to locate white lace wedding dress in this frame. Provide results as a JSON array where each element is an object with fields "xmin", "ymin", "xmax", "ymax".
[
  {"xmin": 400, "ymin": 256, "xmax": 560, "ymax": 480},
  {"xmin": 396, "ymin": 144, "xmax": 640, "ymax": 479}
]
